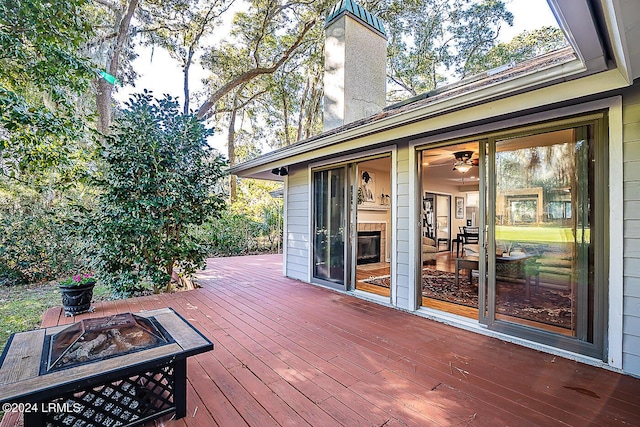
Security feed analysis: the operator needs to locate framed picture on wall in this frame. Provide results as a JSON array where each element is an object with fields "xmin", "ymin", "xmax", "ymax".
[
  {"xmin": 361, "ymin": 171, "xmax": 375, "ymax": 203},
  {"xmin": 455, "ymin": 196, "xmax": 464, "ymax": 219}
]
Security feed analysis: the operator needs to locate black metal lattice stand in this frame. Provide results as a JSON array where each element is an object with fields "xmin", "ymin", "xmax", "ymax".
[{"xmin": 25, "ymin": 359, "xmax": 186, "ymax": 427}]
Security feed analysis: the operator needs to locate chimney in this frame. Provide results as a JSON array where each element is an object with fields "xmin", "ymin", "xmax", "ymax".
[{"xmin": 323, "ymin": 0, "xmax": 387, "ymax": 131}]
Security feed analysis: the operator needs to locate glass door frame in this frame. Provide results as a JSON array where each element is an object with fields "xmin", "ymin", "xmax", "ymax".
[
  {"xmin": 311, "ymin": 165, "xmax": 350, "ymax": 290},
  {"xmin": 481, "ymin": 116, "xmax": 608, "ymax": 359},
  {"xmin": 311, "ymin": 153, "xmax": 394, "ymax": 294},
  {"xmin": 417, "ymin": 112, "xmax": 608, "ymax": 360}
]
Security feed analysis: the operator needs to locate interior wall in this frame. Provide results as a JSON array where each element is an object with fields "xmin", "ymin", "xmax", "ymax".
[
  {"xmin": 357, "ymin": 163, "xmax": 392, "ymax": 261},
  {"xmin": 423, "ymin": 178, "xmax": 479, "ymax": 245}
]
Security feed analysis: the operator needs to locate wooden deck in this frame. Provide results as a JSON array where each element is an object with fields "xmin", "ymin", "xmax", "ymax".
[{"xmin": 4, "ymin": 254, "xmax": 640, "ymax": 426}]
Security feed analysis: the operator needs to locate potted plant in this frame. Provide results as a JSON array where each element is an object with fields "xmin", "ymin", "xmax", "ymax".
[{"xmin": 59, "ymin": 273, "xmax": 96, "ymax": 316}]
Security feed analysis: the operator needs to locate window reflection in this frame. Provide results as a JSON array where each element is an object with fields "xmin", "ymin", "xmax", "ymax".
[{"xmin": 494, "ymin": 127, "xmax": 593, "ymax": 340}]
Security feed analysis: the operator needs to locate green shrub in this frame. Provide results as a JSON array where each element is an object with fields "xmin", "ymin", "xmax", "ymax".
[
  {"xmin": 91, "ymin": 93, "xmax": 226, "ymax": 296},
  {"xmin": 0, "ymin": 209, "xmax": 87, "ymax": 286},
  {"xmin": 193, "ymin": 210, "xmax": 264, "ymax": 256}
]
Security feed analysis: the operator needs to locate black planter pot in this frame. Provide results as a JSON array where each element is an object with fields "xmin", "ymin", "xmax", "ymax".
[{"xmin": 59, "ymin": 281, "xmax": 96, "ymax": 316}]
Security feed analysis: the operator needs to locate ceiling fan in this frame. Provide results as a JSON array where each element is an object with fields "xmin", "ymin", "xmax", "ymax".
[{"xmin": 452, "ymin": 151, "xmax": 479, "ymax": 173}]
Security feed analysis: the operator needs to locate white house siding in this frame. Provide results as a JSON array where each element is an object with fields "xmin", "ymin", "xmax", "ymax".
[
  {"xmin": 623, "ymin": 83, "xmax": 640, "ymax": 376},
  {"xmin": 395, "ymin": 142, "xmax": 411, "ymax": 310},
  {"xmin": 285, "ymin": 164, "xmax": 310, "ymax": 281}
]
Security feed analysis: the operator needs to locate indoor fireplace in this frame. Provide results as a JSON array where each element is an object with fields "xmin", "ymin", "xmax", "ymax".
[{"xmin": 357, "ymin": 230, "xmax": 381, "ymax": 265}]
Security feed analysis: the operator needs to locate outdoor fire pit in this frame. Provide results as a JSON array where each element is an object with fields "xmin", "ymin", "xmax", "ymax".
[{"xmin": 0, "ymin": 308, "xmax": 213, "ymax": 426}]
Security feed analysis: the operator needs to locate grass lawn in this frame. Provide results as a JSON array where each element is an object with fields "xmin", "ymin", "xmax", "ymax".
[
  {"xmin": 0, "ymin": 282, "xmax": 110, "ymax": 354},
  {"xmin": 496, "ymin": 225, "xmax": 587, "ymax": 243}
]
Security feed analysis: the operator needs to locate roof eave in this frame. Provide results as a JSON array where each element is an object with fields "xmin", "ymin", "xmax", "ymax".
[{"xmin": 230, "ymin": 57, "xmax": 589, "ymax": 178}]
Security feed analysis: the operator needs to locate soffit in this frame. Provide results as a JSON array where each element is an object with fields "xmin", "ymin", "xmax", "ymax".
[{"xmin": 548, "ymin": 0, "xmax": 607, "ymax": 72}]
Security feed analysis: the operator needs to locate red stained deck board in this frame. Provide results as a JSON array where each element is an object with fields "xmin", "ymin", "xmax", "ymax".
[
  {"xmin": 177, "ymin": 295, "xmax": 301, "ymax": 390},
  {"xmin": 227, "ymin": 369, "xmax": 315, "ymax": 427},
  {"xmin": 182, "ymin": 381, "xmax": 219, "ymax": 427},
  {"xmin": 191, "ymin": 352, "xmax": 277, "ymax": 426},
  {"xmin": 187, "ymin": 356, "xmax": 248, "ymax": 427},
  {"xmin": 22, "ymin": 254, "xmax": 640, "ymax": 427},
  {"xmin": 220, "ymin": 293, "xmax": 393, "ymax": 375},
  {"xmin": 39, "ymin": 306, "xmax": 62, "ymax": 328},
  {"xmin": 0, "ymin": 410, "xmax": 20, "ymax": 427},
  {"xmin": 123, "ymin": 296, "xmax": 143, "ymax": 313},
  {"xmin": 316, "ymin": 396, "xmax": 378, "ymax": 426},
  {"xmin": 186, "ymin": 285, "xmax": 367, "ymax": 396},
  {"xmin": 202, "ymin": 267, "xmax": 604, "ymax": 425}
]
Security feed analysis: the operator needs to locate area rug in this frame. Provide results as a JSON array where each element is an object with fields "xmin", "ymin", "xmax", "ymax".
[{"xmin": 363, "ymin": 269, "xmax": 572, "ymax": 328}]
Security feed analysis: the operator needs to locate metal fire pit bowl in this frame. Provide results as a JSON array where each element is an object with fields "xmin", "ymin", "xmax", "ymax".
[{"xmin": 0, "ymin": 308, "xmax": 213, "ymax": 427}]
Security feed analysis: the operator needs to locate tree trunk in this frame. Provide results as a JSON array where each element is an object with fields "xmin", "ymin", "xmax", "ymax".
[
  {"xmin": 182, "ymin": 45, "xmax": 195, "ymax": 115},
  {"xmin": 296, "ymin": 74, "xmax": 311, "ymax": 142},
  {"xmin": 96, "ymin": 0, "xmax": 138, "ymax": 134},
  {"xmin": 228, "ymin": 108, "xmax": 237, "ymax": 203},
  {"xmin": 95, "ymin": 78, "xmax": 113, "ymax": 134},
  {"xmin": 196, "ymin": 18, "xmax": 317, "ymax": 120},
  {"xmin": 183, "ymin": 61, "xmax": 191, "ymax": 115},
  {"xmin": 282, "ymin": 87, "xmax": 290, "ymax": 146},
  {"xmin": 304, "ymin": 70, "xmax": 322, "ymax": 140},
  {"xmin": 165, "ymin": 259, "xmax": 175, "ymax": 293}
]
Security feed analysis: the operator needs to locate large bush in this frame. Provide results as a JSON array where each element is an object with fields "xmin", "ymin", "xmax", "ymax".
[
  {"xmin": 0, "ymin": 201, "xmax": 89, "ymax": 286},
  {"xmin": 193, "ymin": 180, "xmax": 284, "ymax": 256},
  {"xmin": 91, "ymin": 93, "xmax": 226, "ymax": 296},
  {"xmin": 192, "ymin": 209, "xmax": 282, "ymax": 256},
  {"xmin": 193, "ymin": 211, "xmax": 263, "ymax": 256}
]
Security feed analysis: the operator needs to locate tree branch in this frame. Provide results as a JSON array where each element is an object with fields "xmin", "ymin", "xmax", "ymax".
[
  {"xmin": 94, "ymin": 0, "xmax": 119, "ymax": 11},
  {"xmin": 196, "ymin": 17, "xmax": 317, "ymax": 120}
]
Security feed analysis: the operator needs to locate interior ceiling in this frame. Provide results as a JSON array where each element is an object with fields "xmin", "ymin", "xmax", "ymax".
[
  {"xmin": 421, "ymin": 128, "xmax": 574, "ymax": 185},
  {"xmin": 358, "ymin": 157, "xmax": 390, "ymax": 171},
  {"xmin": 422, "ymin": 141, "xmax": 481, "ymax": 185}
]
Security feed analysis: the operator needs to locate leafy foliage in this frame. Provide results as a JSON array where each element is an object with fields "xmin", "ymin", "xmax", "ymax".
[
  {"xmin": 91, "ymin": 92, "xmax": 226, "ymax": 296},
  {"xmin": 0, "ymin": 197, "xmax": 90, "ymax": 286},
  {"xmin": 204, "ymin": 0, "xmax": 564, "ymax": 159},
  {"xmin": 0, "ymin": 0, "xmax": 95, "ymax": 174},
  {"xmin": 367, "ymin": 0, "xmax": 515, "ymax": 99},
  {"xmin": 193, "ymin": 179, "xmax": 284, "ymax": 255},
  {"xmin": 463, "ymin": 26, "xmax": 568, "ymax": 76},
  {"xmin": 0, "ymin": 0, "xmax": 570, "ymax": 296},
  {"xmin": 193, "ymin": 211, "xmax": 263, "ymax": 255},
  {"xmin": 139, "ymin": 0, "xmax": 232, "ymax": 114}
]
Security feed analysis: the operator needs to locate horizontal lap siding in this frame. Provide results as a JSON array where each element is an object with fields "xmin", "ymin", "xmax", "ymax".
[
  {"xmin": 623, "ymin": 84, "xmax": 640, "ymax": 376},
  {"xmin": 396, "ymin": 145, "xmax": 411, "ymax": 310},
  {"xmin": 286, "ymin": 166, "xmax": 309, "ymax": 281}
]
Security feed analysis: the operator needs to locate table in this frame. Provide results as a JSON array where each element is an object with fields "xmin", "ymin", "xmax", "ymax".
[
  {"xmin": 0, "ymin": 308, "xmax": 213, "ymax": 427},
  {"xmin": 454, "ymin": 254, "xmax": 533, "ymax": 295},
  {"xmin": 455, "ymin": 256, "xmax": 480, "ymax": 285},
  {"xmin": 437, "ymin": 237, "xmax": 449, "ymax": 251}
]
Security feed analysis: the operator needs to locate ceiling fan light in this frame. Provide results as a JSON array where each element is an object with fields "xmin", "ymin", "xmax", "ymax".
[
  {"xmin": 454, "ymin": 162, "xmax": 472, "ymax": 173},
  {"xmin": 453, "ymin": 150, "xmax": 474, "ymax": 162}
]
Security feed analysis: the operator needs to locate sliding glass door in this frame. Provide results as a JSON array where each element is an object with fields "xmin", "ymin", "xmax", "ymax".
[
  {"xmin": 313, "ymin": 167, "xmax": 347, "ymax": 288},
  {"xmin": 484, "ymin": 119, "xmax": 607, "ymax": 358},
  {"xmin": 313, "ymin": 156, "xmax": 393, "ymax": 294},
  {"xmin": 418, "ymin": 114, "xmax": 607, "ymax": 359}
]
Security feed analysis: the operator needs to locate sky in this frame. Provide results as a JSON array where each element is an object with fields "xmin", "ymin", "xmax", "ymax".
[{"xmin": 112, "ymin": 0, "xmax": 559, "ymax": 151}]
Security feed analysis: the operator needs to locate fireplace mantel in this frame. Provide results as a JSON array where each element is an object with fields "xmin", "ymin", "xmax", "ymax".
[{"xmin": 358, "ymin": 205, "xmax": 390, "ymax": 211}]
